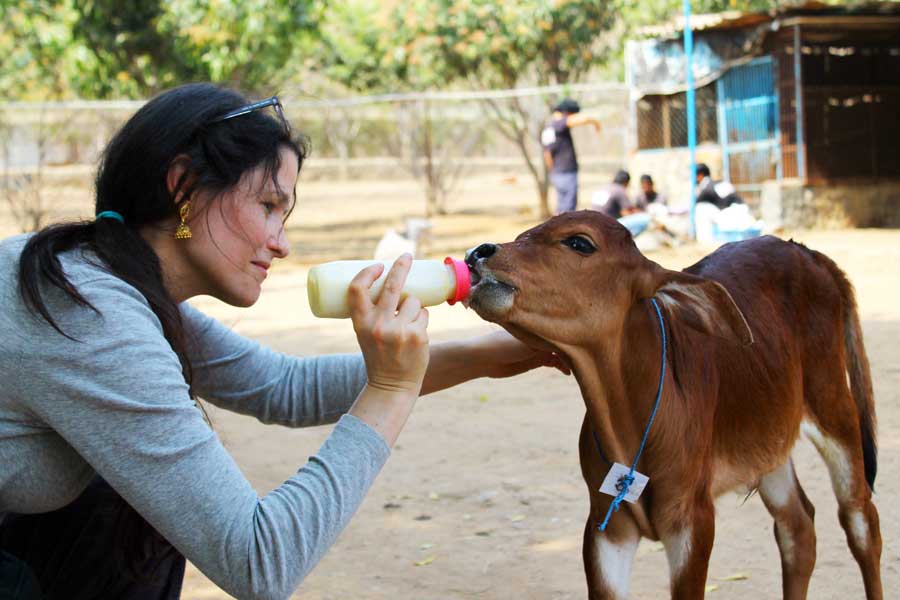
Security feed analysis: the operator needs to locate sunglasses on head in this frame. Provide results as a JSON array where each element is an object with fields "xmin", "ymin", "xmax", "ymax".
[{"xmin": 210, "ymin": 96, "xmax": 289, "ymax": 132}]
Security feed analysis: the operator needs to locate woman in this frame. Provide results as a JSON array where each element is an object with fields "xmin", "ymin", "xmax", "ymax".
[{"xmin": 0, "ymin": 83, "xmax": 561, "ymax": 599}]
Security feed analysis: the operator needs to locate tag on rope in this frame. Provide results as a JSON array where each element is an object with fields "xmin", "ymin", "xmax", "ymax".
[{"xmin": 599, "ymin": 463, "xmax": 649, "ymax": 504}]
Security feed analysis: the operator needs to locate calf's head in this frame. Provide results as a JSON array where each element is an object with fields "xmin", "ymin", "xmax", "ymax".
[{"xmin": 465, "ymin": 211, "xmax": 752, "ymax": 358}]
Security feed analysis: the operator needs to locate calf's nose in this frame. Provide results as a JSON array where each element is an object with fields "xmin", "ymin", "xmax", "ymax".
[{"xmin": 466, "ymin": 243, "xmax": 499, "ymax": 268}]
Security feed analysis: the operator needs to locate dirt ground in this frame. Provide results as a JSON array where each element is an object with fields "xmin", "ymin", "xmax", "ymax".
[{"xmin": 15, "ymin": 173, "xmax": 897, "ymax": 598}]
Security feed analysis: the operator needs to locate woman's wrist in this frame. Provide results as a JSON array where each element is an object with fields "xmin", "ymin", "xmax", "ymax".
[{"xmin": 348, "ymin": 384, "xmax": 418, "ymax": 447}]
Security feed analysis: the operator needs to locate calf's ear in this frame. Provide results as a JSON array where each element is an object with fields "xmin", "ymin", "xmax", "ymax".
[{"xmin": 653, "ymin": 271, "xmax": 754, "ymax": 345}]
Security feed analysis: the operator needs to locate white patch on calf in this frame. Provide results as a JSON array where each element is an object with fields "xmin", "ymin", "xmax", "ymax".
[
  {"xmin": 663, "ymin": 528, "xmax": 693, "ymax": 580},
  {"xmin": 711, "ymin": 457, "xmax": 756, "ymax": 497},
  {"xmin": 774, "ymin": 521, "xmax": 796, "ymax": 566},
  {"xmin": 759, "ymin": 461, "xmax": 795, "ymax": 509},
  {"xmin": 801, "ymin": 420, "xmax": 854, "ymax": 501},
  {"xmin": 759, "ymin": 460, "xmax": 801, "ymax": 566},
  {"xmin": 593, "ymin": 535, "xmax": 639, "ymax": 599},
  {"xmin": 849, "ymin": 510, "xmax": 869, "ymax": 550}
]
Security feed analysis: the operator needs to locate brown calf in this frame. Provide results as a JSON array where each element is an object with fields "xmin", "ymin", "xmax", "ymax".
[{"xmin": 465, "ymin": 211, "xmax": 881, "ymax": 599}]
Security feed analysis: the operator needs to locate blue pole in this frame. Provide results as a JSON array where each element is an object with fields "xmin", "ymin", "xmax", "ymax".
[
  {"xmin": 793, "ymin": 24, "xmax": 806, "ymax": 181},
  {"xmin": 684, "ymin": 0, "xmax": 697, "ymax": 239}
]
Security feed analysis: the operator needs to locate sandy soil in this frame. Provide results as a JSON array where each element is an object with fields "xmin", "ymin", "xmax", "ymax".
[{"xmin": 18, "ymin": 173, "xmax": 896, "ymax": 598}]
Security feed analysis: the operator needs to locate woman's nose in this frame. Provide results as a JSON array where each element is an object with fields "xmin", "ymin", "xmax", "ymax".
[{"xmin": 268, "ymin": 225, "xmax": 290, "ymax": 259}]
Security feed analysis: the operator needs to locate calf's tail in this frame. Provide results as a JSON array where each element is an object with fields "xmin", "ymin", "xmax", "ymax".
[{"xmin": 816, "ymin": 251, "xmax": 877, "ymax": 490}]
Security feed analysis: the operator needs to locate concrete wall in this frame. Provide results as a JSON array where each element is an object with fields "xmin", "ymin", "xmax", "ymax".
[
  {"xmin": 628, "ymin": 144, "xmax": 723, "ymax": 211},
  {"xmin": 761, "ymin": 179, "xmax": 900, "ymax": 229}
]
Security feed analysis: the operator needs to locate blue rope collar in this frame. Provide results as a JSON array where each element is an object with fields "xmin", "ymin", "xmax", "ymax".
[{"xmin": 597, "ymin": 297, "xmax": 667, "ymax": 532}]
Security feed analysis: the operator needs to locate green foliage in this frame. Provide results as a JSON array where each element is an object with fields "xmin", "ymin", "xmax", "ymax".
[
  {"xmin": 160, "ymin": 0, "xmax": 322, "ymax": 93},
  {"xmin": 383, "ymin": 0, "xmax": 616, "ymax": 89},
  {"xmin": 313, "ymin": 0, "xmax": 393, "ymax": 93},
  {"xmin": 0, "ymin": 0, "xmax": 322, "ymax": 100},
  {"xmin": 66, "ymin": 0, "xmax": 194, "ymax": 98},
  {"xmin": 1, "ymin": 1, "xmax": 74, "ymax": 100},
  {"xmin": 0, "ymin": 0, "xmax": 879, "ymax": 100}
]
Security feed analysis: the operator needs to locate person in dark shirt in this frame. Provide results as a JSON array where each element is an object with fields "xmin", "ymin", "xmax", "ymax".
[
  {"xmin": 590, "ymin": 170, "xmax": 652, "ymax": 238},
  {"xmin": 695, "ymin": 163, "xmax": 742, "ymax": 210},
  {"xmin": 593, "ymin": 170, "xmax": 635, "ymax": 219},
  {"xmin": 635, "ymin": 174, "xmax": 667, "ymax": 210},
  {"xmin": 541, "ymin": 98, "xmax": 601, "ymax": 214}
]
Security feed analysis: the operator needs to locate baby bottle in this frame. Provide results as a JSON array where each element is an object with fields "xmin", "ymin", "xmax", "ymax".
[{"xmin": 307, "ymin": 257, "xmax": 471, "ymax": 318}]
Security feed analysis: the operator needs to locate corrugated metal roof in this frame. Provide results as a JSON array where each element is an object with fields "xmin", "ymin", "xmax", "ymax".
[
  {"xmin": 635, "ymin": 1, "xmax": 900, "ymax": 39},
  {"xmin": 637, "ymin": 11, "xmax": 770, "ymax": 38}
]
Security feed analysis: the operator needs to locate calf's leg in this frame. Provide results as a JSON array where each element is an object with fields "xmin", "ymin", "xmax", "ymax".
[
  {"xmin": 582, "ymin": 508, "xmax": 640, "ymax": 600},
  {"xmin": 758, "ymin": 459, "xmax": 817, "ymax": 599},
  {"xmin": 662, "ymin": 500, "xmax": 715, "ymax": 600},
  {"xmin": 803, "ymin": 415, "xmax": 882, "ymax": 599}
]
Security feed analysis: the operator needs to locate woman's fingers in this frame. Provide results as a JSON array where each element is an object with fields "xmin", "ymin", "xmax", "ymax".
[
  {"xmin": 396, "ymin": 295, "xmax": 422, "ymax": 322},
  {"xmin": 375, "ymin": 253, "xmax": 412, "ymax": 314},
  {"xmin": 348, "ymin": 263, "xmax": 386, "ymax": 320}
]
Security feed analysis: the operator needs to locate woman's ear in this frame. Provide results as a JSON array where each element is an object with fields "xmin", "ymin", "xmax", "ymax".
[{"xmin": 166, "ymin": 155, "xmax": 194, "ymax": 203}]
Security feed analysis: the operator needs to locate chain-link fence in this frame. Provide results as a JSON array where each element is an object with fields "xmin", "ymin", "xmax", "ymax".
[
  {"xmin": 1, "ymin": 83, "xmax": 628, "ymax": 228},
  {"xmin": 635, "ymin": 82, "xmax": 718, "ymax": 151}
]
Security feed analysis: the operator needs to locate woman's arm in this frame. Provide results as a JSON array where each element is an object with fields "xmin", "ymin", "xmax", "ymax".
[
  {"xmin": 182, "ymin": 303, "xmax": 368, "ymax": 426},
  {"xmin": 27, "ymin": 275, "xmax": 391, "ymax": 600},
  {"xmin": 421, "ymin": 330, "xmax": 568, "ymax": 396}
]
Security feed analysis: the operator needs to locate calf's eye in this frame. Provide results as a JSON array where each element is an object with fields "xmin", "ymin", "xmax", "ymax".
[{"xmin": 562, "ymin": 235, "xmax": 596, "ymax": 255}]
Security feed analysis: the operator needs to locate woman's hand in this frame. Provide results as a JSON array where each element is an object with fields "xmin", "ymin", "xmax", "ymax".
[
  {"xmin": 469, "ymin": 330, "xmax": 570, "ymax": 379},
  {"xmin": 347, "ymin": 254, "xmax": 431, "ymax": 446},
  {"xmin": 349, "ymin": 254, "xmax": 430, "ymax": 394}
]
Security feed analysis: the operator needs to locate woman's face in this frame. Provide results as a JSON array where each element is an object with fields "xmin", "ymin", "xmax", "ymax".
[{"xmin": 182, "ymin": 146, "xmax": 299, "ymax": 307}]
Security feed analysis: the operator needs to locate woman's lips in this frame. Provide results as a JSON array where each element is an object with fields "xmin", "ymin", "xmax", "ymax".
[{"xmin": 252, "ymin": 262, "xmax": 269, "ymax": 278}]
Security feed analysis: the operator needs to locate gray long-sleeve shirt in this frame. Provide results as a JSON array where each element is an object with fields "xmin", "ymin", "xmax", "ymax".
[{"xmin": 0, "ymin": 235, "xmax": 390, "ymax": 600}]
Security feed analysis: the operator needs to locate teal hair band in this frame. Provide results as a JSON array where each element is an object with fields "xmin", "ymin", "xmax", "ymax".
[{"xmin": 96, "ymin": 211, "xmax": 124, "ymax": 224}]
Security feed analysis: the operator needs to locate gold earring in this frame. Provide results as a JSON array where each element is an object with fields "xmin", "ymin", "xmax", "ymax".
[{"xmin": 175, "ymin": 201, "xmax": 192, "ymax": 239}]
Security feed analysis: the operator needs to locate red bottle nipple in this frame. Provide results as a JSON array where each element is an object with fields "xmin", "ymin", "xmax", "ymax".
[{"xmin": 444, "ymin": 257, "xmax": 472, "ymax": 305}]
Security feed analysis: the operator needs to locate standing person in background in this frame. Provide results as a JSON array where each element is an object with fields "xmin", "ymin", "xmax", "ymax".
[
  {"xmin": 0, "ymin": 83, "xmax": 565, "ymax": 600},
  {"xmin": 541, "ymin": 98, "xmax": 602, "ymax": 214}
]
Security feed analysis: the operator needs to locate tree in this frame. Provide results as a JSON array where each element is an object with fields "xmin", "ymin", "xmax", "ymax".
[
  {"xmin": 0, "ymin": 1, "xmax": 73, "ymax": 100},
  {"xmin": 313, "ymin": 0, "xmax": 393, "ymax": 94},
  {"xmin": 65, "ymin": 0, "xmax": 195, "ymax": 98},
  {"xmin": 0, "ymin": 0, "xmax": 324, "ymax": 100},
  {"xmin": 311, "ymin": 0, "xmax": 482, "ymax": 217},
  {"xmin": 159, "ymin": 0, "xmax": 323, "ymax": 94},
  {"xmin": 383, "ymin": 0, "xmax": 617, "ymax": 218}
]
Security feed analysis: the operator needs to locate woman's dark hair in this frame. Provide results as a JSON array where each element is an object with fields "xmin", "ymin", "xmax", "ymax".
[
  {"xmin": 16, "ymin": 82, "xmax": 308, "ymax": 581},
  {"xmin": 696, "ymin": 163, "xmax": 711, "ymax": 178},
  {"xmin": 640, "ymin": 174, "xmax": 653, "ymax": 185}
]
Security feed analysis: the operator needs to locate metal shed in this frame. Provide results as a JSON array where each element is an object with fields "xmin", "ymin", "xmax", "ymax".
[{"xmin": 626, "ymin": 2, "xmax": 900, "ymax": 227}]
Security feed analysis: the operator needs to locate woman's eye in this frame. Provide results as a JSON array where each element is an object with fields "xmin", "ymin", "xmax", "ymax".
[
  {"xmin": 562, "ymin": 235, "xmax": 596, "ymax": 254},
  {"xmin": 262, "ymin": 201, "xmax": 276, "ymax": 215}
]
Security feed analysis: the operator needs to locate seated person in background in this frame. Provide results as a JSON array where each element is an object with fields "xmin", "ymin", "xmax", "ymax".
[
  {"xmin": 634, "ymin": 174, "xmax": 667, "ymax": 211},
  {"xmin": 590, "ymin": 170, "xmax": 651, "ymax": 238},
  {"xmin": 592, "ymin": 170, "xmax": 636, "ymax": 219},
  {"xmin": 695, "ymin": 163, "xmax": 743, "ymax": 210}
]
